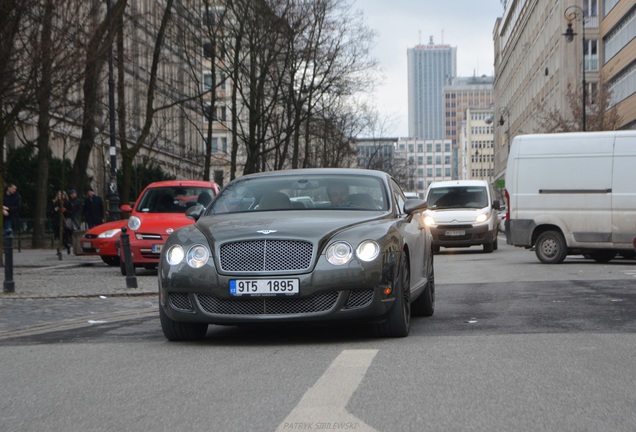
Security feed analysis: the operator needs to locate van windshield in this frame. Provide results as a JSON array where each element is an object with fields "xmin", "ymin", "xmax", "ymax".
[{"xmin": 427, "ymin": 186, "xmax": 488, "ymax": 209}]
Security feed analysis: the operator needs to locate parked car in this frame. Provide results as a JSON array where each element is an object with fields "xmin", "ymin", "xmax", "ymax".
[
  {"xmin": 157, "ymin": 168, "xmax": 435, "ymax": 341},
  {"xmin": 81, "ymin": 220, "xmax": 126, "ymax": 266},
  {"xmin": 119, "ymin": 180, "xmax": 221, "ymax": 275}
]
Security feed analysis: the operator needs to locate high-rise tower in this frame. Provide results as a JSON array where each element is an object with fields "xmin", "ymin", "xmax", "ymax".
[{"xmin": 407, "ymin": 37, "xmax": 457, "ymax": 139}]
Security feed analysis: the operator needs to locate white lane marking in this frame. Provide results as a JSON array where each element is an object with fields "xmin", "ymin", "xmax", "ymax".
[{"xmin": 276, "ymin": 349, "xmax": 379, "ymax": 432}]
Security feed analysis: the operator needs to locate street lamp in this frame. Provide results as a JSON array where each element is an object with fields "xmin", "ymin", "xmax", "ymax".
[
  {"xmin": 563, "ymin": 5, "xmax": 586, "ymax": 131},
  {"xmin": 106, "ymin": 0, "xmax": 120, "ymax": 221}
]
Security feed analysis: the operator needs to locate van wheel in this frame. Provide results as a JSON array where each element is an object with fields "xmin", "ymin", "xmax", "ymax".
[
  {"xmin": 589, "ymin": 251, "xmax": 617, "ymax": 263},
  {"xmin": 493, "ymin": 236, "xmax": 498, "ymax": 250},
  {"xmin": 535, "ymin": 231, "xmax": 567, "ymax": 264},
  {"xmin": 483, "ymin": 241, "xmax": 494, "ymax": 253}
]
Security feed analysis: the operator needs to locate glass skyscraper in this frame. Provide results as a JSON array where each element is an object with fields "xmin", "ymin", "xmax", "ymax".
[{"xmin": 407, "ymin": 39, "xmax": 457, "ymax": 139}]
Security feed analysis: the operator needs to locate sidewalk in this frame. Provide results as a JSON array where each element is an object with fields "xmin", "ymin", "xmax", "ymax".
[{"xmin": 0, "ymin": 248, "xmax": 157, "ymax": 298}]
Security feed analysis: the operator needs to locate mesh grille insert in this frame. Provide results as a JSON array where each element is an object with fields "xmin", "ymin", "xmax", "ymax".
[
  {"xmin": 219, "ymin": 240, "xmax": 313, "ymax": 272},
  {"xmin": 345, "ymin": 290, "xmax": 374, "ymax": 309},
  {"xmin": 197, "ymin": 292, "xmax": 339, "ymax": 315},
  {"xmin": 169, "ymin": 292, "xmax": 194, "ymax": 312}
]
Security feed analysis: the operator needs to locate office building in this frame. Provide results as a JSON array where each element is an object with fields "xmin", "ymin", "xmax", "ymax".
[{"xmin": 407, "ymin": 38, "xmax": 457, "ymax": 140}]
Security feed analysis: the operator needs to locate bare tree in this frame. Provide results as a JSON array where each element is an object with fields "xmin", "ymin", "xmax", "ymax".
[
  {"xmin": 537, "ymin": 76, "xmax": 622, "ymax": 133},
  {"xmin": 71, "ymin": 0, "xmax": 127, "ymax": 192}
]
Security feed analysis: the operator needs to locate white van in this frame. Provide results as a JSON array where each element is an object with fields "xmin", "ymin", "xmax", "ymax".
[
  {"xmin": 505, "ymin": 131, "xmax": 636, "ymax": 264},
  {"xmin": 424, "ymin": 180, "xmax": 500, "ymax": 253}
]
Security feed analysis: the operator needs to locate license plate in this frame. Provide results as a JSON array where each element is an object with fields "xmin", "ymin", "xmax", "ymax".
[
  {"xmin": 445, "ymin": 230, "xmax": 466, "ymax": 236},
  {"xmin": 82, "ymin": 242, "xmax": 91, "ymax": 248},
  {"xmin": 152, "ymin": 244, "xmax": 163, "ymax": 253},
  {"xmin": 230, "ymin": 279, "xmax": 299, "ymax": 296}
]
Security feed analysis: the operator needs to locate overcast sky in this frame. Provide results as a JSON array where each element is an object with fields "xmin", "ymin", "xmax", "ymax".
[{"xmin": 354, "ymin": 0, "xmax": 505, "ymax": 137}]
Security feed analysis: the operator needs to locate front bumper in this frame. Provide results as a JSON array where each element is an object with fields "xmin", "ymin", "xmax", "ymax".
[
  {"xmin": 159, "ymin": 258, "xmax": 395, "ymax": 325},
  {"xmin": 429, "ymin": 224, "xmax": 492, "ymax": 247}
]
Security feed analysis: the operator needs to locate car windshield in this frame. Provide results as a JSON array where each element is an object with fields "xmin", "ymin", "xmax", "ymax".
[
  {"xmin": 209, "ymin": 174, "xmax": 388, "ymax": 214},
  {"xmin": 427, "ymin": 186, "xmax": 488, "ymax": 209},
  {"xmin": 135, "ymin": 186, "xmax": 215, "ymax": 213}
]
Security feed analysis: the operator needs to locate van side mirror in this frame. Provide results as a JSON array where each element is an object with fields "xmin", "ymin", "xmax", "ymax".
[{"xmin": 492, "ymin": 200, "xmax": 501, "ymax": 210}]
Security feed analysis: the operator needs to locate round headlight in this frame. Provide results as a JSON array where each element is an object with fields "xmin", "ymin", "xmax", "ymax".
[
  {"xmin": 424, "ymin": 215, "xmax": 436, "ymax": 227},
  {"xmin": 128, "ymin": 216, "xmax": 141, "ymax": 231},
  {"xmin": 326, "ymin": 241, "xmax": 353, "ymax": 265},
  {"xmin": 356, "ymin": 240, "xmax": 380, "ymax": 262},
  {"xmin": 166, "ymin": 245, "xmax": 185, "ymax": 265},
  {"xmin": 187, "ymin": 245, "xmax": 210, "ymax": 268},
  {"xmin": 98, "ymin": 228, "xmax": 121, "ymax": 238},
  {"xmin": 475, "ymin": 213, "xmax": 489, "ymax": 223}
]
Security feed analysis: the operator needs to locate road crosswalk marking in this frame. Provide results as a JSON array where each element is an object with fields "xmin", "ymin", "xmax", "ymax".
[{"xmin": 276, "ymin": 349, "xmax": 379, "ymax": 432}]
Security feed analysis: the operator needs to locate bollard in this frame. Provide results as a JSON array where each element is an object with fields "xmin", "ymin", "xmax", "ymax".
[
  {"xmin": 120, "ymin": 227, "xmax": 138, "ymax": 288},
  {"xmin": 4, "ymin": 229, "xmax": 15, "ymax": 293}
]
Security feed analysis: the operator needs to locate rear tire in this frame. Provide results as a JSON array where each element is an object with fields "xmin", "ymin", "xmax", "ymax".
[
  {"xmin": 535, "ymin": 230, "xmax": 567, "ymax": 264},
  {"xmin": 160, "ymin": 306, "xmax": 208, "ymax": 341},
  {"xmin": 374, "ymin": 253, "xmax": 410, "ymax": 337}
]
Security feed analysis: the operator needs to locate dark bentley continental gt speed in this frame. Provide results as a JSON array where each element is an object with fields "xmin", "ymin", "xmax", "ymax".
[{"xmin": 158, "ymin": 168, "xmax": 435, "ymax": 341}]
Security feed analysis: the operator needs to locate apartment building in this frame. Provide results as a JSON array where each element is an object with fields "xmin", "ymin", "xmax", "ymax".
[
  {"xmin": 443, "ymin": 75, "xmax": 495, "ymax": 179},
  {"xmin": 493, "ymin": 0, "xmax": 635, "ymax": 184}
]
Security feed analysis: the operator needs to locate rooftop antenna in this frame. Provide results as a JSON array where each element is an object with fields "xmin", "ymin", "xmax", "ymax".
[
  {"xmin": 419, "ymin": 30, "xmax": 422, "ymax": 45},
  {"xmin": 441, "ymin": 29, "xmax": 444, "ymax": 44}
]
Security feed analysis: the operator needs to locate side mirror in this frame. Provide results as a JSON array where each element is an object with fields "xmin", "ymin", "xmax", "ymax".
[
  {"xmin": 492, "ymin": 200, "xmax": 501, "ymax": 210},
  {"xmin": 185, "ymin": 203, "xmax": 205, "ymax": 221},
  {"xmin": 120, "ymin": 204, "xmax": 133, "ymax": 213},
  {"xmin": 404, "ymin": 199, "xmax": 428, "ymax": 215}
]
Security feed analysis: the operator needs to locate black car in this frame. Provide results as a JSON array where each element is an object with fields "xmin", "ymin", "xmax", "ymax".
[{"xmin": 158, "ymin": 168, "xmax": 435, "ymax": 341}]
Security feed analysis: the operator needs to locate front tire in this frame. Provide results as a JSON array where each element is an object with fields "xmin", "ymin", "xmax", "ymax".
[
  {"xmin": 535, "ymin": 230, "xmax": 567, "ymax": 264},
  {"xmin": 160, "ymin": 306, "xmax": 208, "ymax": 341},
  {"xmin": 101, "ymin": 256, "xmax": 120, "ymax": 266},
  {"xmin": 374, "ymin": 253, "xmax": 410, "ymax": 338}
]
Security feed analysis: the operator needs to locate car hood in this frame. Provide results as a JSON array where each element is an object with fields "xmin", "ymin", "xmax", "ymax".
[
  {"xmin": 196, "ymin": 211, "xmax": 387, "ymax": 244},
  {"xmin": 425, "ymin": 208, "xmax": 487, "ymax": 224},
  {"xmin": 85, "ymin": 219, "xmax": 127, "ymax": 236},
  {"xmin": 134, "ymin": 212, "xmax": 194, "ymax": 232}
]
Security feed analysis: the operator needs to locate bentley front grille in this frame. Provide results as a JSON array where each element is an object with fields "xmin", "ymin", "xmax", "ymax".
[
  {"xmin": 196, "ymin": 291, "xmax": 339, "ymax": 315},
  {"xmin": 219, "ymin": 240, "xmax": 313, "ymax": 272}
]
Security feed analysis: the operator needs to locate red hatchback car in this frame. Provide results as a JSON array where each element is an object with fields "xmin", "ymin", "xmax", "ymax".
[
  {"xmin": 119, "ymin": 180, "xmax": 221, "ymax": 274},
  {"xmin": 81, "ymin": 219, "xmax": 125, "ymax": 266}
]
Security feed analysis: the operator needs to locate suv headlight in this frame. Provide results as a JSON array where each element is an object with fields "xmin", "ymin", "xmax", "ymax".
[
  {"xmin": 475, "ymin": 212, "xmax": 489, "ymax": 224},
  {"xmin": 424, "ymin": 215, "xmax": 436, "ymax": 227}
]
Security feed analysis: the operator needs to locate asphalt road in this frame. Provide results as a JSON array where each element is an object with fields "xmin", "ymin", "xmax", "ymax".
[{"xmin": 1, "ymin": 236, "xmax": 635, "ymax": 431}]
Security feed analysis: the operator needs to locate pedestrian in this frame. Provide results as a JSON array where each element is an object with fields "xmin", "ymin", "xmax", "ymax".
[
  {"xmin": 68, "ymin": 189, "xmax": 83, "ymax": 229},
  {"xmin": 83, "ymin": 187, "xmax": 104, "ymax": 228},
  {"xmin": 3, "ymin": 182, "xmax": 22, "ymax": 235},
  {"xmin": 51, "ymin": 190, "xmax": 73, "ymax": 254}
]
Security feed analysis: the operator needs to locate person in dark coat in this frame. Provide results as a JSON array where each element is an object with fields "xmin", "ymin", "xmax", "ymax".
[
  {"xmin": 68, "ymin": 189, "xmax": 82, "ymax": 230},
  {"xmin": 83, "ymin": 187, "xmax": 104, "ymax": 228},
  {"xmin": 51, "ymin": 190, "xmax": 73, "ymax": 253},
  {"xmin": 3, "ymin": 183, "xmax": 22, "ymax": 235}
]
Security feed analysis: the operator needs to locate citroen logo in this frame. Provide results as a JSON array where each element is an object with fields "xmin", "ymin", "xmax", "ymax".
[
  {"xmin": 257, "ymin": 230, "xmax": 277, "ymax": 235},
  {"xmin": 166, "ymin": 228, "xmax": 174, "ymax": 234}
]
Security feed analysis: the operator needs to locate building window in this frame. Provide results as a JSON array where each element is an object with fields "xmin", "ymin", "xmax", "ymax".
[{"xmin": 585, "ymin": 39, "xmax": 598, "ymax": 71}]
